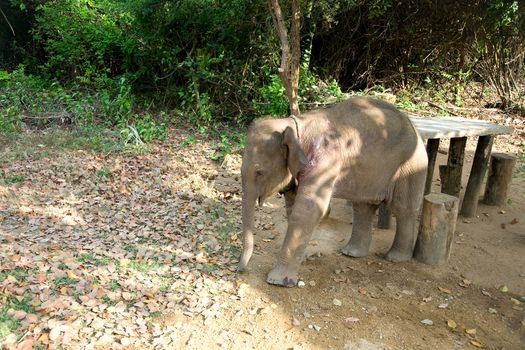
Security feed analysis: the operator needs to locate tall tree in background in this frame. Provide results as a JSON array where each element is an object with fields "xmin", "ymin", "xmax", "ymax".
[{"xmin": 268, "ymin": 0, "xmax": 301, "ymax": 116}]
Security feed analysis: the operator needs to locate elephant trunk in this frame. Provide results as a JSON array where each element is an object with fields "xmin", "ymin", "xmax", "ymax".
[{"xmin": 238, "ymin": 183, "xmax": 256, "ymax": 272}]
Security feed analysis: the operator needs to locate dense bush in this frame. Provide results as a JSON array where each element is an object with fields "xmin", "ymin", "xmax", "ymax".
[{"xmin": 1, "ymin": 0, "xmax": 523, "ymax": 133}]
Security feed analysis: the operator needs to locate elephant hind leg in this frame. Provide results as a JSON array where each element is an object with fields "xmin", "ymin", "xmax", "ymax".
[
  {"xmin": 342, "ymin": 203, "xmax": 378, "ymax": 258},
  {"xmin": 386, "ymin": 167, "xmax": 426, "ymax": 262}
]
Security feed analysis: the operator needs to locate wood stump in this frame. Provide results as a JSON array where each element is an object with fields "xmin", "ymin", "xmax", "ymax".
[
  {"xmin": 460, "ymin": 135, "xmax": 494, "ymax": 217},
  {"xmin": 482, "ymin": 153, "xmax": 517, "ymax": 206},
  {"xmin": 414, "ymin": 193, "xmax": 459, "ymax": 266},
  {"xmin": 377, "ymin": 203, "xmax": 391, "ymax": 229}
]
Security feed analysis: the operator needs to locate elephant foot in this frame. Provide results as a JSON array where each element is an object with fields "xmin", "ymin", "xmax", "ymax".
[
  {"xmin": 341, "ymin": 243, "xmax": 369, "ymax": 258},
  {"xmin": 266, "ymin": 264, "xmax": 299, "ymax": 287},
  {"xmin": 384, "ymin": 248, "xmax": 412, "ymax": 262}
]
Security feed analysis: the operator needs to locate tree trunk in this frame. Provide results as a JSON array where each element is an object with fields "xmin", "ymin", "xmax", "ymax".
[{"xmin": 268, "ymin": 0, "xmax": 301, "ymax": 116}]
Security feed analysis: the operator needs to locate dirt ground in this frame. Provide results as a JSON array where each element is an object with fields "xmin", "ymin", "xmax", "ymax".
[
  {"xmin": 1, "ymin": 109, "xmax": 524, "ymax": 349},
  {"xmin": 202, "ymin": 133, "xmax": 525, "ymax": 350}
]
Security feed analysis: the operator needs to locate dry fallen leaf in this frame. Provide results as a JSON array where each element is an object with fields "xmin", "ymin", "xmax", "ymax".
[
  {"xmin": 459, "ymin": 279, "xmax": 472, "ymax": 288},
  {"xmin": 510, "ymin": 297, "xmax": 522, "ymax": 305},
  {"xmin": 470, "ymin": 340, "xmax": 483, "ymax": 348},
  {"xmin": 66, "ymin": 271, "xmax": 80, "ymax": 280},
  {"xmin": 447, "ymin": 319, "xmax": 457, "ymax": 329},
  {"xmin": 438, "ymin": 287, "xmax": 452, "ymax": 294},
  {"xmin": 465, "ymin": 328, "xmax": 477, "ymax": 335}
]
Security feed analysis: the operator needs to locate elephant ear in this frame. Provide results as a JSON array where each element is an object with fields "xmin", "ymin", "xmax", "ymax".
[{"xmin": 281, "ymin": 126, "xmax": 307, "ymax": 178}]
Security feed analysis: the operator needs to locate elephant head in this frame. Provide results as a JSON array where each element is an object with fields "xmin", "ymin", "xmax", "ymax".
[{"xmin": 238, "ymin": 118, "xmax": 307, "ymax": 272}]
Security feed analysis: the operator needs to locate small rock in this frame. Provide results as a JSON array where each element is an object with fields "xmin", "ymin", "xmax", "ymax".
[
  {"xmin": 421, "ymin": 319, "xmax": 433, "ymax": 326},
  {"xmin": 438, "ymin": 303, "xmax": 449, "ymax": 309},
  {"xmin": 519, "ymin": 296, "xmax": 525, "ymax": 303},
  {"xmin": 297, "ymin": 281, "xmax": 306, "ymax": 288},
  {"xmin": 292, "ymin": 317, "xmax": 301, "ymax": 326},
  {"xmin": 333, "ymin": 299, "xmax": 342, "ymax": 306},
  {"xmin": 309, "ymin": 281, "xmax": 316, "ymax": 287},
  {"xmin": 500, "ymin": 285, "xmax": 509, "ymax": 293},
  {"xmin": 344, "ymin": 317, "xmax": 360, "ymax": 328},
  {"xmin": 303, "ymin": 311, "xmax": 311, "ymax": 318},
  {"xmin": 313, "ymin": 324, "xmax": 321, "ymax": 332},
  {"xmin": 422, "ymin": 297, "xmax": 432, "ymax": 303},
  {"xmin": 488, "ymin": 308, "xmax": 497, "ymax": 314}
]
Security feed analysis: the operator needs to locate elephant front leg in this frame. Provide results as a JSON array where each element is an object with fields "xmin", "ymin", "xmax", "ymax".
[
  {"xmin": 342, "ymin": 203, "xmax": 378, "ymax": 257},
  {"xmin": 267, "ymin": 194, "xmax": 331, "ymax": 287}
]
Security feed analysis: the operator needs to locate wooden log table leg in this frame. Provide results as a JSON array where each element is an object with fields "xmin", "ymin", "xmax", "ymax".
[
  {"xmin": 414, "ymin": 193, "xmax": 459, "ymax": 266},
  {"xmin": 460, "ymin": 135, "xmax": 494, "ymax": 217},
  {"xmin": 482, "ymin": 153, "xmax": 517, "ymax": 206},
  {"xmin": 424, "ymin": 139, "xmax": 440, "ymax": 195},
  {"xmin": 439, "ymin": 137, "xmax": 467, "ymax": 197}
]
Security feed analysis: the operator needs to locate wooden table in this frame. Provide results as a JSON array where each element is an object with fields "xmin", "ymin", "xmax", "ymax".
[{"xmin": 409, "ymin": 116, "xmax": 514, "ymax": 217}]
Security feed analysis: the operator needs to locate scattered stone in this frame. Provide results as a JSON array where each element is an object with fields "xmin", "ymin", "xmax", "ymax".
[
  {"xmin": 303, "ymin": 312, "xmax": 311, "ymax": 318},
  {"xmin": 297, "ymin": 281, "xmax": 306, "ymax": 288},
  {"xmin": 333, "ymin": 299, "xmax": 342, "ymax": 306},
  {"xmin": 309, "ymin": 281, "xmax": 316, "ymax": 287},
  {"xmin": 292, "ymin": 317, "xmax": 301, "ymax": 326},
  {"xmin": 344, "ymin": 317, "xmax": 360, "ymax": 328},
  {"xmin": 488, "ymin": 308, "xmax": 497, "ymax": 314},
  {"xmin": 500, "ymin": 285, "xmax": 509, "ymax": 293},
  {"xmin": 422, "ymin": 297, "xmax": 432, "ymax": 302},
  {"xmin": 438, "ymin": 303, "xmax": 449, "ymax": 309},
  {"xmin": 420, "ymin": 319, "xmax": 433, "ymax": 326}
]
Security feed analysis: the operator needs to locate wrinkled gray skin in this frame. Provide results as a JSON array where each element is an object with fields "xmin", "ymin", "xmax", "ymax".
[{"xmin": 238, "ymin": 97, "xmax": 428, "ymax": 287}]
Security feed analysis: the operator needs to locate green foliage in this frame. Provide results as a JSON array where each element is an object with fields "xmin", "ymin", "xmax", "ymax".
[
  {"xmin": 0, "ymin": 66, "xmax": 132, "ymax": 129},
  {"xmin": 4, "ymin": 0, "xmax": 523, "ymax": 130},
  {"xmin": 395, "ymin": 90, "xmax": 418, "ymax": 111},
  {"xmin": 254, "ymin": 74, "xmax": 289, "ymax": 116},
  {"xmin": 209, "ymin": 131, "xmax": 246, "ymax": 163},
  {"xmin": 119, "ymin": 112, "xmax": 167, "ymax": 145},
  {"xmin": 31, "ymin": 0, "xmax": 139, "ymax": 89},
  {"xmin": 53, "ymin": 276, "xmax": 79, "ymax": 287},
  {"xmin": 254, "ymin": 68, "xmax": 345, "ymax": 117},
  {"xmin": 97, "ymin": 169, "xmax": 111, "ymax": 179},
  {"xmin": 180, "ymin": 135, "xmax": 199, "ymax": 148},
  {"xmin": 0, "ymin": 171, "xmax": 25, "ymax": 185},
  {"xmin": 0, "ymin": 294, "xmax": 35, "ymax": 342}
]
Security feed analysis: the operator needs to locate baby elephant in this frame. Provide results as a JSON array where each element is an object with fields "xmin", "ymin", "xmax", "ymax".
[{"xmin": 238, "ymin": 97, "xmax": 428, "ymax": 287}]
